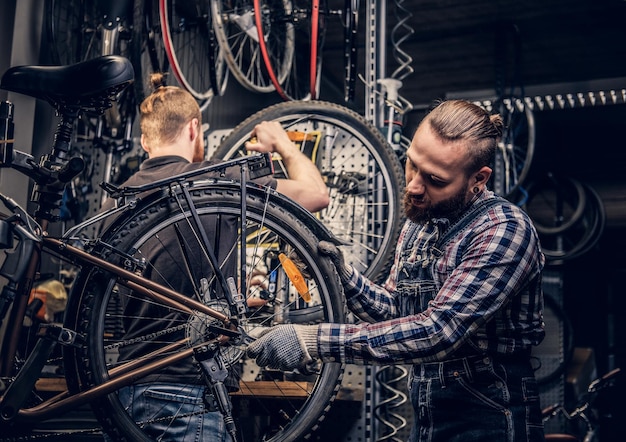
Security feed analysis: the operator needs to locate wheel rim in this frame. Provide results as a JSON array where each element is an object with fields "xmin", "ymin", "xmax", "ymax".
[
  {"xmin": 159, "ymin": 0, "xmax": 221, "ymax": 100},
  {"xmin": 213, "ymin": 101, "xmax": 405, "ymax": 282}
]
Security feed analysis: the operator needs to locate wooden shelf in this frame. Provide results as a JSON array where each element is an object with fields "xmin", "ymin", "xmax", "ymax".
[{"xmin": 35, "ymin": 377, "xmax": 364, "ymax": 402}]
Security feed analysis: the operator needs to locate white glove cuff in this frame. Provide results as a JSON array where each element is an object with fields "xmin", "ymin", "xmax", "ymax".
[{"xmin": 293, "ymin": 324, "xmax": 320, "ymax": 359}]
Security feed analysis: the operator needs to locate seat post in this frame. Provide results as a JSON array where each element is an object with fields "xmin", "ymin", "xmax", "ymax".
[{"xmin": 32, "ymin": 108, "xmax": 80, "ymax": 222}]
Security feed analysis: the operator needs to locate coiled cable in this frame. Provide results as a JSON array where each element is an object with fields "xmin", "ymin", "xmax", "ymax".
[
  {"xmin": 374, "ymin": 365, "xmax": 409, "ymax": 441},
  {"xmin": 390, "ymin": 0, "xmax": 414, "ymax": 81}
]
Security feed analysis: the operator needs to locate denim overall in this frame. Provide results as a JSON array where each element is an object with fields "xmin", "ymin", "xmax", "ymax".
[
  {"xmin": 399, "ymin": 197, "xmax": 545, "ymax": 442},
  {"xmin": 396, "ymin": 198, "xmax": 500, "ymax": 316}
]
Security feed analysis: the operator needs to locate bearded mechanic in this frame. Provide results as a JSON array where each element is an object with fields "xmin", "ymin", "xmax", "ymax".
[{"xmin": 248, "ymin": 99, "xmax": 546, "ymax": 442}]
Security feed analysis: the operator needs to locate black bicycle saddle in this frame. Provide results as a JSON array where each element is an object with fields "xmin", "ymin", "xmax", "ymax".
[{"xmin": 0, "ymin": 55, "xmax": 134, "ymax": 113}]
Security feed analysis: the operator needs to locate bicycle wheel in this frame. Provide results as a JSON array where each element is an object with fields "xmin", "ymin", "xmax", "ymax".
[
  {"xmin": 211, "ymin": 0, "xmax": 275, "ymax": 93},
  {"xmin": 212, "ymin": 100, "xmax": 405, "ymax": 282},
  {"xmin": 159, "ymin": 0, "xmax": 227, "ymax": 102},
  {"xmin": 254, "ymin": 0, "xmax": 324, "ymax": 100},
  {"xmin": 524, "ymin": 174, "xmax": 587, "ymax": 236},
  {"xmin": 132, "ymin": 0, "xmax": 171, "ymax": 105},
  {"xmin": 64, "ymin": 181, "xmax": 345, "ymax": 441},
  {"xmin": 524, "ymin": 176, "xmax": 605, "ymax": 262},
  {"xmin": 45, "ymin": 0, "xmax": 137, "ymax": 142},
  {"xmin": 309, "ymin": 0, "xmax": 323, "ymax": 99},
  {"xmin": 45, "ymin": 0, "xmax": 101, "ymax": 65},
  {"xmin": 490, "ymin": 98, "xmax": 535, "ymax": 201}
]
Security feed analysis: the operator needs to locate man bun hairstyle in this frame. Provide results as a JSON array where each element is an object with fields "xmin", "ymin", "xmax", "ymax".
[
  {"xmin": 149, "ymin": 72, "xmax": 168, "ymax": 91},
  {"xmin": 139, "ymin": 73, "xmax": 201, "ymax": 147},
  {"xmin": 422, "ymin": 100, "xmax": 503, "ymax": 174}
]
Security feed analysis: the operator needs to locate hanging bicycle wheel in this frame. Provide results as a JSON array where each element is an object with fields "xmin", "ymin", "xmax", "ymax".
[
  {"xmin": 524, "ymin": 175, "xmax": 605, "ymax": 262},
  {"xmin": 524, "ymin": 174, "xmax": 587, "ymax": 236},
  {"xmin": 131, "ymin": 0, "xmax": 171, "ymax": 105},
  {"xmin": 309, "ymin": 0, "xmax": 324, "ymax": 99},
  {"xmin": 45, "ymin": 0, "xmax": 137, "ymax": 142},
  {"xmin": 254, "ymin": 0, "xmax": 325, "ymax": 100},
  {"xmin": 490, "ymin": 98, "xmax": 535, "ymax": 202},
  {"xmin": 45, "ymin": 0, "xmax": 101, "ymax": 65},
  {"xmin": 212, "ymin": 100, "xmax": 405, "ymax": 283},
  {"xmin": 64, "ymin": 181, "xmax": 345, "ymax": 441},
  {"xmin": 211, "ymin": 0, "xmax": 275, "ymax": 93},
  {"xmin": 159, "ymin": 0, "xmax": 227, "ymax": 103}
]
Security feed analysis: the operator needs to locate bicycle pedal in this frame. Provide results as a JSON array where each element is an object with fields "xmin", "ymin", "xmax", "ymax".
[{"xmin": 37, "ymin": 324, "xmax": 82, "ymax": 347}]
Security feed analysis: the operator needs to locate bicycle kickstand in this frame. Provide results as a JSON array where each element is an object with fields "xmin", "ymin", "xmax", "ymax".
[{"xmin": 194, "ymin": 343, "xmax": 238, "ymax": 442}]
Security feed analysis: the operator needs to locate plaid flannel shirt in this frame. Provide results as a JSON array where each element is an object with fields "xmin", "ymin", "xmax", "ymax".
[{"xmin": 318, "ymin": 190, "xmax": 545, "ymax": 365}]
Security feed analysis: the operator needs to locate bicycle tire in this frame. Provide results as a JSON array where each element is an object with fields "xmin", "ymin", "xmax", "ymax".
[
  {"xmin": 524, "ymin": 174, "xmax": 587, "ymax": 236},
  {"xmin": 45, "ymin": 0, "xmax": 101, "ymax": 65},
  {"xmin": 45, "ymin": 0, "xmax": 138, "ymax": 143},
  {"xmin": 253, "ymin": 0, "xmax": 297, "ymax": 98},
  {"xmin": 64, "ymin": 181, "xmax": 345, "ymax": 442},
  {"xmin": 254, "ymin": 0, "xmax": 324, "ymax": 100},
  {"xmin": 211, "ymin": 0, "xmax": 275, "ymax": 94},
  {"xmin": 212, "ymin": 100, "xmax": 405, "ymax": 283},
  {"xmin": 159, "ymin": 0, "xmax": 226, "ymax": 102},
  {"xmin": 491, "ymin": 99, "xmax": 535, "ymax": 201},
  {"xmin": 528, "ymin": 181, "xmax": 605, "ymax": 262},
  {"xmin": 309, "ymin": 0, "xmax": 322, "ymax": 99},
  {"xmin": 132, "ymin": 0, "xmax": 171, "ymax": 105}
]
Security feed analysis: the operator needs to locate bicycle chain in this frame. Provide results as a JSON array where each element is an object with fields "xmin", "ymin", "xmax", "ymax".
[
  {"xmin": 103, "ymin": 323, "xmax": 187, "ymax": 350},
  {"xmin": 0, "ymin": 324, "xmax": 194, "ymax": 441}
]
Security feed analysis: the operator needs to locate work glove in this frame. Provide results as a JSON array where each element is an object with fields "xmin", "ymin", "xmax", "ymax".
[
  {"xmin": 247, "ymin": 324, "xmax": 320, "ymax": 372},
  {"xmin": 318, "ymin": 240, "xmax": 354, "ymax": 283}
]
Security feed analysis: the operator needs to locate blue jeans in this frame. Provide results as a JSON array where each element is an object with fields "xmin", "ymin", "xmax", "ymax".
[
  {"xmin": 408, "ymin": 354, "xmax": 545, "ymax": 442},
  {"xmin": 113, "ymin": 383, "xmax": 228, "ymax": 442}
]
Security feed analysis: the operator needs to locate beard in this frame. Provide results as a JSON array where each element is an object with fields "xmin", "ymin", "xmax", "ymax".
[
  {"xmin": 403, "ymin": 187, "xmax": 469, "ymax": 223},
  {"xmin": 192, "ymin": 136, "xmax": 205, "ymax": 162}
]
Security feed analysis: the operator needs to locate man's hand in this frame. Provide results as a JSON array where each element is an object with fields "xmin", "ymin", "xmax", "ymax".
[
  {"xmin": 247, "ymin": 324, "xmax": 320, "ymax": 372},
  {"xmin": 245, "ymin": 121, "xmax": 329, "ymax": 213},
  {"xmin": 318, "ymin": 240, "xmax": 353, "ymax": 283},
  {"xmin": 245, "ymin": 121, "xmax": 290, "ymax": 155}
]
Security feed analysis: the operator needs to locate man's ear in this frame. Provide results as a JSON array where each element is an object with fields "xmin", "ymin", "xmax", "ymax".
[
  {"xmin": 474, "ymin": 166, "xmax": 492, "ymax": 186},
  {"xmin": 188, "ymin": 118, "xmax": 200, "ymax": 142},
  {"xmin": 140, "ymin": 134, "xmax": 151, "ymax": 154}
]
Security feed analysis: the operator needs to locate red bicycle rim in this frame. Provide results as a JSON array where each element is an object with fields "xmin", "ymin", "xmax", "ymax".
[{"xmin": 310, "ymin": 0, "xmax": 319, "ymax": 99}]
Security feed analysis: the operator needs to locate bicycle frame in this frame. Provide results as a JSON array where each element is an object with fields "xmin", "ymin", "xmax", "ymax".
[
  {"xmin": 0, "ymin": 156, "xmax": 273, "ymax": 424},
  {"xmin": 0, "ymin": 54, "xmax": 264, "ymax": 426},
  {"xmin": 0, "ymin": 54, "xmax": 347, "ymax": 442}
]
